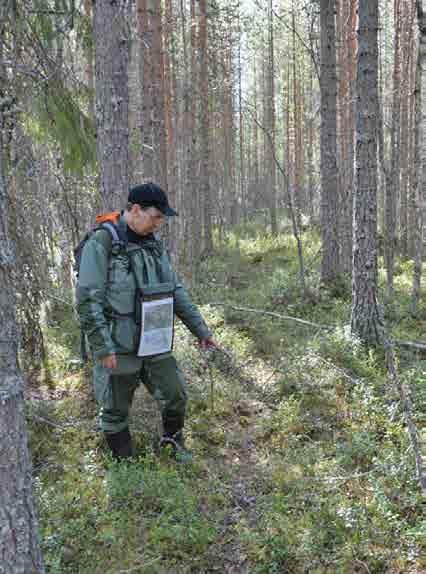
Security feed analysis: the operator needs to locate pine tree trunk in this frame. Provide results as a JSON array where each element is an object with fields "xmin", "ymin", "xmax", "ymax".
[
  {"xmin": 84, "ymin": 0, "xmax": 95, "ymax": 119},
  {"xmin": 337, "ymin": 0, "xmax": 355, "ymax": 274},
  {"xmin": 411, "ymin": 0, "xmax": 425, "ymax": 314},
  {"xmin": 320, "ymin": 0, "xmax": 340, "ymax": 283},
  {"xmin": 189, "ymin": 0, "xmax": 201, "ymax": 265},
  {"xmin": 399, "ymin": 1, "xmax": 415, "ymax": 257},
  {"xmin": 385, "ymin": 0, "xmax": 402, "ymax": 300},
  {"xmin": 164, "ymin": 0, "xmax": 179, "ymax": 259},
  {"xmin": 347, "ymin": 0, "xmax": 358, "ymax": 256},
  {"xmin": 138, "ymin": 0, "xmax": 154, "ymax": 181},
  {"xmin": 93, "ymin": 0, "xmax": 130, "ymax": 211},
  {"xmin": 351, "ymin": 0, "xmax": 383, "ymax": 344},
  {"xmin": 408, "ymin": 17, "xmax": 417, "ymax": 257},
  {"xmin": 0, "ymin": 38, "xmax": 44, "ymax": 568},
  {"xmin": 225, "ymin": 36, "xmax": 236, "ymax": 227},
  {"xmin": 286, "ymin": 59, "xmax": 292, "ymax": 221},
  {"xmin": 199, "ymin": 0, "xmax": 212, "ymax": 253},
  {"xmin": 179, "ymin": 0, "xmax": 192, "ymax": 268},
  {"xmin": 267, "ymin": 0, "xmax": 277, "ymax": 234},
  {"xmin": 129, "ymin": 6, "xmax": 143, "ymax": 186},
  {"xmin": 151, "ymin": 1, "xmax": 167, "ymax": 190},
  {"xmin": 252, "ymin": 57, "xmax": 260, "ymax": 212},
  {"xmin": 292, "ymin": 6, "xmax": 303, "ymax": 228},
  {"xmin": 238, "ymin": 4, "xmax": 245, "ymax": 221},
  {"xmin": 307, "ymin": 67, "xmax": 315, "ymax": 220}
]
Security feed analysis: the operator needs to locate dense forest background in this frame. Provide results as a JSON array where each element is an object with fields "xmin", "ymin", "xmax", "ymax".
[{"xmin": 0, "ymin": 0, "xmax": 425, "ymax": 572}]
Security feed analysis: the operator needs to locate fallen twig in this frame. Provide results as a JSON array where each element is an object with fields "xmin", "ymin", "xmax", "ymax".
[
  {"xmin": 210, "ymin": 303, "xmax": 332, "ymax": 331},
  {"xmin": 27, "ymin": 413, "xmax": 69, "ymax": 430},
  {"xmin": 394, "ymin": 339, "xmax": 426, "ymax": 352},
  {"xmin": 118, "ymin": 556, "xmax": 161, "ymax": 573},
  {"xmin": 354, "ymin": 558, "xmax": 372, "ymax": 574},
  {"xmin": 210, "ymin": 304, "xmax": 426, "ymax": 354}
]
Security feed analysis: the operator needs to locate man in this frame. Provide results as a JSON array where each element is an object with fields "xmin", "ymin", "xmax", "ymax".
[{"xmin": 77, "ymin": 182, "xmax": 215, "ymax": 460}]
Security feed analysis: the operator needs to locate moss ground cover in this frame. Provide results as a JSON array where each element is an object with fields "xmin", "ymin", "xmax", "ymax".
[{"xmin": 30, "ymin": 221, "xmax": 424, "ymax": 573}]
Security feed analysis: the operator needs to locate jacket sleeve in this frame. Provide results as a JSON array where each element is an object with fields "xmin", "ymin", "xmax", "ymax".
[
  {"xmin": 76, "ymin": 232, "xmax": 116, "ymax": 359},
  {"xmin": 165, "ymin": 257, "xmax": 211, "ymax": 340}
]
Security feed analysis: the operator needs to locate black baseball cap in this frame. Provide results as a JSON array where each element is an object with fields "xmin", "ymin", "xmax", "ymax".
[{"xmin": 128, "ymin": 182, "xmax": 178, "ymax": 216}]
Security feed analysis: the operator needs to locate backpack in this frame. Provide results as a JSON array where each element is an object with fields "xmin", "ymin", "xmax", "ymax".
[
  {"xmin": 73, "ymin": 211, "xmax": 127, "ymax": 278},
  {"xmin": 74, "ymin": 211, "xmax": 128, "ymax": 362}
]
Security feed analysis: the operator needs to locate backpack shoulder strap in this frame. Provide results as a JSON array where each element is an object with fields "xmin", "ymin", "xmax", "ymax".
[
  {"xmin": 100, "ymin": 221, "xmax": 121, "ymax": 246},
  {"xmin": 93, "ymin": 220, "xmax": 128, "ymax": 254}
]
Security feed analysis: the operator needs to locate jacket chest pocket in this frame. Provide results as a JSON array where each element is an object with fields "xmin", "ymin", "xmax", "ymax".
[
  {"xmin": 108, "ymin": 254, "xmax": 132, "ymax": 286},
  {"xmin": 106, "ymin": 256, "xmax": 137, "ymax": 322},
  {"xmin": 106, "ymin": 255, "xmax": 138, "ymax": 352}
]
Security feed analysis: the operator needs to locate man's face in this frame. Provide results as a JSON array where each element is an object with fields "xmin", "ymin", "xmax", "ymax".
[{"xmin": 130, "ymin": 204, "xmax": 166, "ymax": 236}]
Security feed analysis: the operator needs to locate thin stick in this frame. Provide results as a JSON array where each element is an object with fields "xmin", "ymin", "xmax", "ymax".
[
  {"xmin": 27, "ymin": 413, "xmax": 68, "ymax": 430},
  {"xmin": 394, "ymin": 339, "xmax": 426, "ymax": 352},
  {"xmin": 210, "ymin": 302, "xmax": 332, "ymax": 331}
]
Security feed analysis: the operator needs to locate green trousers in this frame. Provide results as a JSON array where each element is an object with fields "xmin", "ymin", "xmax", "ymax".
[{"xmin": 93, "ymin": 353, "xmax": 187, "ymax": 435}]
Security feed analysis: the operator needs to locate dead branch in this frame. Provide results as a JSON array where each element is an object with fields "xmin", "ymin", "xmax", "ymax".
[
  {"xmin": 210, "ymin": 302, "xmax": 332, "ymax": 331},
  {"xmin": 27, "ymin": 413, "xmax": 68, "ymax": 430},
  {"xmin": 394, "ymin": 339, "xmax": 426, "ymax": 352}
]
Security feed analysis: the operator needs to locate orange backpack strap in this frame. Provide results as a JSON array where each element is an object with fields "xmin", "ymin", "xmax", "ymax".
[{"xmin": 95, "ymin": 211, "xmax": 121, "ymax": 225}]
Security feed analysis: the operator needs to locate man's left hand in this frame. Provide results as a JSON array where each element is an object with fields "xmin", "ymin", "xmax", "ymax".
[{"xmin": 199, "ymin": 336, "xmax": 218, "ymax": 350}]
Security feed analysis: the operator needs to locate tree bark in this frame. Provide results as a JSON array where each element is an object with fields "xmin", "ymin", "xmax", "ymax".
[
  {"xmin": 84, "ymin": 0, "xmax": 95, "ymax": 120},
  {"xmin": 385, "ymin": 0, "xmax": 402, "ymax": 300},
  {"xmin": 337, "ymin": 0, "xmax": 356, "ymax": 274},
  {"xmin": 399, "ymin": 0, "xmax": 415, "ymax": 257},
  {"xmin": 93, "ymin": 0, "xmax": 130, "ymax": 211},
  {"xmin": 138, "ymin": 0, "xmax": 154, "ymax": 181},
  {"xmin": 0, "ymin": 20, "xmax": 45, "ymax": 568},
  {"xmin": 411, "ymin": 0, "xmax": 426, "ymax": 314},
  {"xmin": 320, "ymin": 0, "xmax": 340, "ymax": 284},
  {"xmin": 238, "ymin": 3, "xmax": 245, "ymax": 221},
  {"xmin": 199, "ymin": 0, "xmax": 213, "ymax": 253},
  {"xmin": 164, "ymin": 0, "xmax": 179, "ymax": 259},
  {"xmin": 252, "ymin": 56, "xmax": 260, "ymax": 212},
  {"xmin": 151, "ymin": 0, "xmax": 167, "ymax": 190},
  {"xmin": 292, "ymin": 6, "xmax": 304, "ymax": 229},
  {"xmin": 351, "ymin": 0, "xmax": 383, "ymax": 344}
]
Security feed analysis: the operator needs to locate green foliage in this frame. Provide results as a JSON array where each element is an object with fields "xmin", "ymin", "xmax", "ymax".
[
  {"xmin": 36, "ymin": 449, "xmax": 220, "ymax": 572},
  {"xmin": 43, "ymin": 295, "xmax": 82, "ymax": 380},
  {"xmin": 25, "ymin": 81, "xmax": 96, "ymax": 174},
  {"xmin": 318, "ymin": 326, "xmax": 383, "ymax": 380},
  {"xmin": 35, "ymin": 219, "xmax": 424, "ymax": 573}
]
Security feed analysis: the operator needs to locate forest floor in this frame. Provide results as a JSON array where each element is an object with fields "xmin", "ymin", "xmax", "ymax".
[{"xmin": 28, "ymin": 223, "xmax": 425, "ymax": 573}]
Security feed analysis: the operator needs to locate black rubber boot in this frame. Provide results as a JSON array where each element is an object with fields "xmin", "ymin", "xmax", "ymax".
[
  {"xmin": 105, "ymin": 427, "xmax": 134, "ymax": 461},
  {"xmin": 159, "ymin": 430, "xmax": 192, "ymax": 462}
]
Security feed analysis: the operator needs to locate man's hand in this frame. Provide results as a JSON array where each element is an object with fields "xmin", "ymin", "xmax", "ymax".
[
  {"xmin": 199, "ymin": 336, "xmax": 218, "ymax": 350},
  {"xmin": 100, "ymin": 353, "xmax": 117, "ymax": 369}
]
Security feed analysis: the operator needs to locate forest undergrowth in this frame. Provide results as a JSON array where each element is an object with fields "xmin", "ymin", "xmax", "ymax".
[{"xmin": 27, "ymin": 222, "xmax": 425, "ymax": 573}]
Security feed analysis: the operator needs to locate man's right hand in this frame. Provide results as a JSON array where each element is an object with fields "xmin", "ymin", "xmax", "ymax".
[{"xmin": 100, "ymin": 354, "xmax": 117, "ymax": 370}]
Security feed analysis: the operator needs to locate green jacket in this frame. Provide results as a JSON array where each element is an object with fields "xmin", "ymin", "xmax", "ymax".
[{"xmin": 76, "ymin": 216, "xmax": 211, "ymax": 359}]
